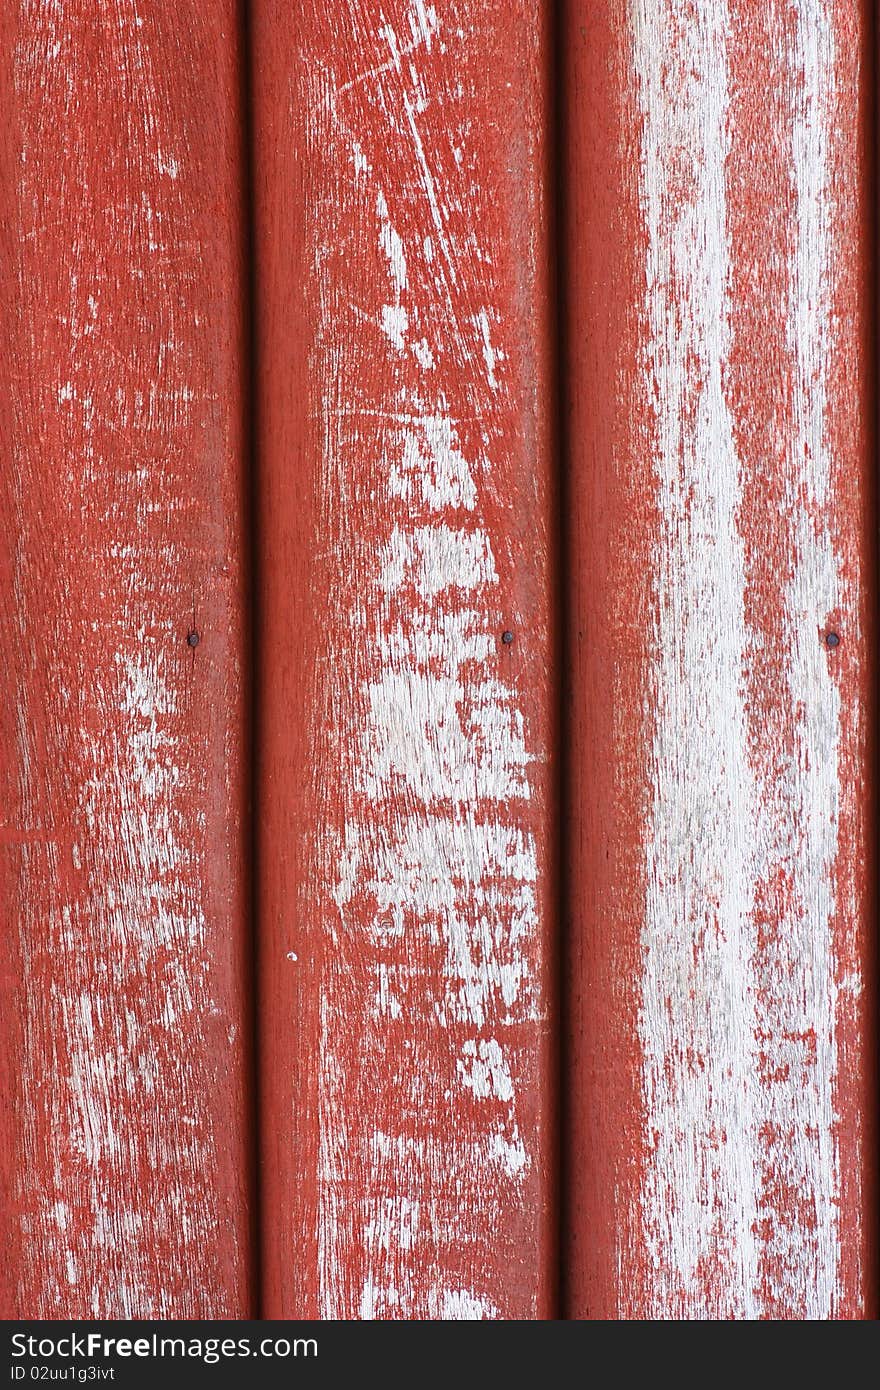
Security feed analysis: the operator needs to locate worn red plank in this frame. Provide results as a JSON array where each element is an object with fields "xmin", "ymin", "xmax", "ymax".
[
  {"xmin": 251, "ymin": 0, "xmax": 558, "ymax": 1318},
  {"xmin": 0, "ymin": 2, "xmax": 252, "ymax": 1317},
  {"xmin": 563, "ymin": 0, "xmax": 877, "ymax": 1318}
]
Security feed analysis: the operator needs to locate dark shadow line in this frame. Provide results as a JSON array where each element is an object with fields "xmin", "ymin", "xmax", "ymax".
[
  {"xmin": 868, "ymin": 0, "xmax": 880, "ymax": 1322},
  {"xmin": 238, "ymin": 0, "xmax": 264, "ymax": 1321},
  {"xmin": 549, "ymin": 0, "xmax": 573, "ymax": 1323}
]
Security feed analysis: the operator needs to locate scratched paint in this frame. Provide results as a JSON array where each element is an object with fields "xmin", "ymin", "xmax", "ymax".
[
  {"xmin": 4, "ymin": 0, "xmax": 874, "ymax": 1325},
  {"xmin": 633, "ymin": 0, "xmax": 765, "ymax": 1316},
  {"xmin": 253, "ymin": 0, "xmax": 556, "ymax": 1318},
  {"xmin": 0, "ymin": 2, "xmax": 251, "ymax": 1317},
  {"xmin": 565, "ymin": 0, "xmax": 876, "ymax": 1319}
]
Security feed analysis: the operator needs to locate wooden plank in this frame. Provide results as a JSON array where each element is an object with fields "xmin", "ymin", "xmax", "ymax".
[
  {"xmin": 0, "ymin": 2, "xmax": 253, "ymax": 1317},
  {"xmin": 563, "ymin": 0, "xmax": 878, "ymax": 1317},
  {"xmin": 251, "ymin": 0, "xmax": 558, "ymax": 1318}
]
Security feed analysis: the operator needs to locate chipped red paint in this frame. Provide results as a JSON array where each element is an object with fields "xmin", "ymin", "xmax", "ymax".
[
  {"xmin": 2, "ymin": 0, "xmax": 876, "ymax": 1324},
  {"xmin": 563, "ymin": 0, "xmax": 877, "ymax": 1319},
  {"xmin": 0, "ymin": 1, "xmax": 252, "ymax": 1317},
  {"xmin": 250, "ymin": 0, "xmax": 558, "ymax": 1319}
]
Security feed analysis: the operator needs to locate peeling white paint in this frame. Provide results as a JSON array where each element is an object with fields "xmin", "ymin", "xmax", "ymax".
[
  {"xmin": 378, "ymin": 189, "xmax": 408, "ymax": 293},
  {"xmin": 10, "ymin": 0, "xmax": 239, "ymax": 1318},
  {"xmin": 458, "ymin": 1038, "xmax": 515, "ymax": 1102},
  {"xmin": 634, "ymin": 0, "xmax": 761, "ymax": 1317},
  {"xmin": 388, "ymin": 410, "xmax": 478, "ymax": 511},
  {"xmin": 760, "ymin": 0, "xmax": 851, "ymax": 1315},
  {"xmin": 474, "ymin": 308, "xmax": 501, "ymax": 391},
  {"xmin": 438, "ymin": 1289, "xmax": 496, "ymax": 1319},
  {"xmin": 632, "ymin": 0, "xmax": 851, "ymax": 1318},
  {"xmin": 312, "ymin": 7, "xmax": 541, "ymax": 1318},
  {"xmin": 381, "ymin": 303, "xmax": 409, "ymax": 350}
]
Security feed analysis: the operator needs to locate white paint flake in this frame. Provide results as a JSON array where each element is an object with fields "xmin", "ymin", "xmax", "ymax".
[
  {"xmin": 458, "ymin": 1038, "xmax": 515, "ymax": 1102},
  {"xmin": 474, "ymin": 308, "xmax": 501, "ymax": 391},
  {"xmin": 381, "ymin": 303, "xmax": 409, "ymax": 350},
  {"xmin": 435, "ymin": 1288, "xmax": 496, "ymax": 1320}
]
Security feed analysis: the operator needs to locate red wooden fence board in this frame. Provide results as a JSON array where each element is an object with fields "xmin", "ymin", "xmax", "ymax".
[
  {"xmin": 0, "ymin": 1, "xmax": 252, "ymax": 1318},
  {"xmin": 250, "ymin": 0, "xmax": 558, "ymax": 1319},
  {"xmin": 563, "ymin": 0, "xmax": 877, "ymax": 1318},
  {"xmin": 1, "ymin": 0, "xmax": 877, "ymax": 1322}
]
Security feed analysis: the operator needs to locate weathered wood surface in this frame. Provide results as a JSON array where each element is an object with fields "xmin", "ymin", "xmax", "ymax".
[
  {"xmin": 0, "ymin": 2, "xmax": 252, "ymax": 1317},
  {"xmin": 563, "ymin": 0, "xmax": 877, "ymax": 1318},
  {"xmin": 2, "ymin": 0, "xmax": 877, "ymax": 1324},
  {"xmin": 251, "ymin": 0, "xmax": 558, "ymax": 1318}
]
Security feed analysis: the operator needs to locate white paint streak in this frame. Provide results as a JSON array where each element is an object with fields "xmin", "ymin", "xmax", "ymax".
[
  {"xmin": 633, "ymin": 0, "xmax": 761, "ymax": 1317},
  {"xmin": 632, "ymin": 0, "xmax": 850, "ymax": 1317},
  {"xmin": 313, "ymin": 6, "xmax": 539, "ymax": 1318},
  {"xmin": 474, "ymin": 309, "xmax": 501, "ymax": 391},
  {"xmin": 758, "ymin": 0, "xmax": 850, "ymax": 1314},
  {"xmin": 378, "ymin": 189, "xmax": 408, "ymax": 294}
]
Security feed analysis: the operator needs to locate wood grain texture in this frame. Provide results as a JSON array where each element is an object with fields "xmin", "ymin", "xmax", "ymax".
[
  {"xmin": 4, "ymin": 0, "xmax": 877, "ymax": 1325},
  {"xmin": 0, "ymin": 1, "xmax": 252, "ymax": 1317},
  {"xmin": 563, "ymin": 0, "xmax": 877, "ymax": 1318},
  {"xmin": 251, "ymin": 0, "xmax": 558, "ymax": 1319}
]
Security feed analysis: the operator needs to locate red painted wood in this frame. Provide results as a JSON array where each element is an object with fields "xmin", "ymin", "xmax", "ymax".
[
  {"xmin": 0, "ymin": 1, "xmax": 253, "ymax": 1317},
  {"xmin": 2, "ymin": 0, "xmax": 877, "ymax": 1325},
  {"xmin": 563, "ymin": 0, "xmax": 877, "ymax": 1319},
  {"xmin": 250, "ymin": 0, "xmax": 558, "ymax": 1318}
]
